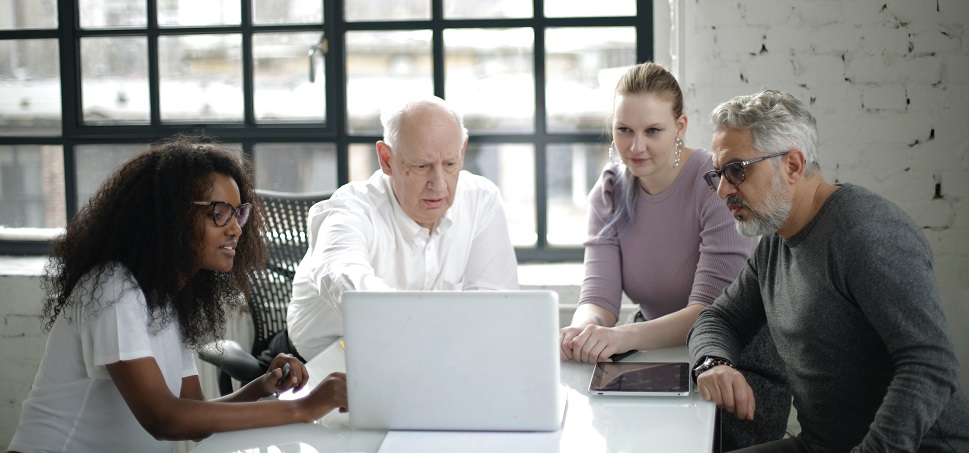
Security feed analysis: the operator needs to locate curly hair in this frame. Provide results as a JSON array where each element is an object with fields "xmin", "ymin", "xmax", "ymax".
[{"xmin": 41, "ymin": 135, "xmax": 267, "ymax": 349}]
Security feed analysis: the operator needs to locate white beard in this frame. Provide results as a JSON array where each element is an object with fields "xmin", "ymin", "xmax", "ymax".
[{"xmin": 734, "ymin": 169, "xmax": 792, "ymax": 237}]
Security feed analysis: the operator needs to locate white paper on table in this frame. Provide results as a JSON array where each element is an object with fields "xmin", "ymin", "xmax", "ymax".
[{"xmin": 376, "ymin": 430, "xmax": 563, "ymax": 453}]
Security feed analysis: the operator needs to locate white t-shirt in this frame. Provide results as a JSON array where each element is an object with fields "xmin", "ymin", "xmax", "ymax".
[
  {"xmin": 9, "ymin": 263, "xmax": 198, "ymax": 453},
  {"xmin": 287, "ymin": 170, "xmax": 520, "ymax": 359}
]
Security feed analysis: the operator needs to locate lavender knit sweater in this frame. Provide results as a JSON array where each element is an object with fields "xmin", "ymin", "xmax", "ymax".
[{"xmin": 580, "ymin": 148, "xmax": 757, "ymax": 321}]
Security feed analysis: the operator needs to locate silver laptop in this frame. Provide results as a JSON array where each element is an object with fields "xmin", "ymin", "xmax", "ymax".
[{"xmin": 342, "ymin": 290, "xmax": 566, "ymax": 432}]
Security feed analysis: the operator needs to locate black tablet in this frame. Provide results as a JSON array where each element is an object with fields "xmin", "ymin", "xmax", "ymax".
[{"xmin": 588, "ymin": 361, "xmax": 691, "ymax": 396}]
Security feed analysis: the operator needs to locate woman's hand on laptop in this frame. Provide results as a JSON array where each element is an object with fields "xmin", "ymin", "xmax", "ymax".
[{"xmin": 300, "ymin": 372, "xmax": 349, "ymax": 420}]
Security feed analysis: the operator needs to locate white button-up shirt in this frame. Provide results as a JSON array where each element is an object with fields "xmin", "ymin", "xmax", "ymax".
[{"xmin": 287, "ymin": 170, "xmax": 519, "ymax": 359}]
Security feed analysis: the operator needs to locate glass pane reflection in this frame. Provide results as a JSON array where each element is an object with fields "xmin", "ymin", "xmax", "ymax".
[
  {"xmin": 465, "ymin": 143, "xmax": 536, "ymax": 247},
  {"xmin": 544, "ymin": 0, "xmax": 635, "ymax": 18},
  {"xmin": 445, "ymin": 28, "xmax": 534, "ymax": 134},
  {"xmin": 158, "ymin": 0, "xmax": 241, "ymax": 26},
  {"xmin": 0, "ymin": 0, "xmax": 57, "ymax": 30},
  {"xmin": 546, "ymin": 143, "xmax": 609, "ymax": 247},
  {"xmin": 81, "ymin": 37, "xmax": 150, "ymax": 124},
  {"xmin": 75, "ymin": 144, "xmax": 141, "ymax": 210},
  {"xmin": 0, "ymin": 145, "xmax": 65, "ymax": 228},
  {"xmin": 444, "ymin": 0, "xmax": 531, "ymax": 19},
  {"xmin": 253, "ymin": 0, "xmax": 323, "ymax": 24},
  {"xmin": 253, "ymin": 32, "xmax": 326, "ymax": 123},
  {"xmin": 545, "ymin": 27, "xmax": 636, "ymax": 133},
  {"xmin": 79, "ymin": 0, "xmax": 146, "ymax": 28},
  {"xmin": 348, "ymin": 143, "xmax": 379, "ymax": 182},
  {"xmin": 0, "ymin": 39, "xmax": 61, "ymax": 136},
  {"xmin": 345, "ymin": 0, "xmax": 429, "ymax": 21},
  {"xmin": 254, "ymin": 143, "xmax": 337, "ymax": 193},
  {"xmin": 158, "ymin": 34, "xmax": 243, "ymax": 122},
  {"xmin": 345, "ymin": 30, "xmax": 432, "ymax": 135}
]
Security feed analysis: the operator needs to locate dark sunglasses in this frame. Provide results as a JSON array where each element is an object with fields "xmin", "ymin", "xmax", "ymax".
[
  {"xmin": 703, "ymin": 151, "xmax": 790, "ymax": 190},
  {"xmin": 192, "ymin": 201, "xmax": 252, "ymax": 227}
]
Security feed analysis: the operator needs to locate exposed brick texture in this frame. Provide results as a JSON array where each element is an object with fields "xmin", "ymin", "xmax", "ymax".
[{"xmin": 679, "ymin": 0, "xmax": 968, "ymax": 294}]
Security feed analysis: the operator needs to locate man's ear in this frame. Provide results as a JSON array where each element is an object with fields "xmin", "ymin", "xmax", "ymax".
[
  {"xmin": 376, "ymin": 141, "xmax": 393, "ymax": 175},
  {"xmin": 785, "ymin": 149, "xmax": 806, "ymax": 183}
]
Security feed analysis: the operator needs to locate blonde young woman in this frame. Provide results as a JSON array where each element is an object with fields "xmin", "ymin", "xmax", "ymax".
[{"xmin": 559, "ymin": 63, "xmax": 789, "ymax": 450}]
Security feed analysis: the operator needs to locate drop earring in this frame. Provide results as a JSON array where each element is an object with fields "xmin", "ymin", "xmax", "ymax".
[
  {"xmin": 609, "ymin": 141, "xmax": 623, "ymax": 166},
  {"xmin": 672, "ymin": 138, "xmax": 683, "ymax": 168}
]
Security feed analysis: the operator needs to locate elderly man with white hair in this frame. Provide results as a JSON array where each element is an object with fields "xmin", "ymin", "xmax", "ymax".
[{"xmin": 287, "ymin": 96, "xmax": 519, "ymax": 360}]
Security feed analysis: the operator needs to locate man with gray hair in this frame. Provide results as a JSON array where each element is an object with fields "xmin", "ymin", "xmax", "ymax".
[
  {"xmin": 287, "ymin": 95, "xmax": 519, "ymax": 360},
  {"xmin": 689, "ymin": 90, "xmax": 968, "ymax": 451}
]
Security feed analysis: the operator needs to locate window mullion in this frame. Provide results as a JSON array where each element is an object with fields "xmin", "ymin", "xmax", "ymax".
[
  {"xmin": 241, "ymin": 0, "xmax": 255, "ymax": 125},
  {"xmin": 146, "ymin": 0, "xmax": 161, "ymax": 125},
  {"xmin": 58, "ymin": 0, "xmax": 80, "ymax": 218}
]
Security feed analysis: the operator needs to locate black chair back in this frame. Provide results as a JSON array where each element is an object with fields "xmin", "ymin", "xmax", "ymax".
[{"xmin": 248, "ymin": 189, "xmax": 333, "ymax": 356}]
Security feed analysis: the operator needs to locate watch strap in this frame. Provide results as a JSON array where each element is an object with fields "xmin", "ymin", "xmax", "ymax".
[{"xmin": 692, "ymin": 356, "xmax": 735, "ymax": 382}]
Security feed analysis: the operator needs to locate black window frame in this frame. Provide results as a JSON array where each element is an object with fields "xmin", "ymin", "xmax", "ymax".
[{"xmin": 0, "ymin": 0, "xmax": 653, "ymax": 261}]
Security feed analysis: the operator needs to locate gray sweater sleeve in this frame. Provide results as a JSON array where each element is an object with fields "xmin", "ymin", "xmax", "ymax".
[
  {"xmin": 840, "ymin": 203, "xmax": 962, "ymax": 452},
  {"xmin": 688, "ymin": 252, "xmax": 769, "ymax": 367}
]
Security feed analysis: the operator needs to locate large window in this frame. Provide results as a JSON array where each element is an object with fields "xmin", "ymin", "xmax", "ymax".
[{"xmin": 0, "ymin": 0, "xmax": 651, "ymax": 260}]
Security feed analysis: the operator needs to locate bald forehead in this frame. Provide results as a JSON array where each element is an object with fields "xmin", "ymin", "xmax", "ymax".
[
  {"xmin": 395, "ymin": 103, "xmax": 465, "ymax": 161},
  {"xmin": 399, "ymin": 103, "xmax": 462, "ymax": 138}
]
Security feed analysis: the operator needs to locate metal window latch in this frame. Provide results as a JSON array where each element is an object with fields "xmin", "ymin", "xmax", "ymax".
[{"xmin": 308, "ymin": 33, "xmax": 328, "ymax": 82}]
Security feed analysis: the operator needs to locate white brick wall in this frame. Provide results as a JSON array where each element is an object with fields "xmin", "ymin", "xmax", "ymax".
[
  {"xmin": 679, "ymin": 0, "xmax": 969, "ymax": 296},
  {"xmin": 676, "ymin": 0, "xmax": 969, "ymax": 395},
  {"xmin": 0, "ymin": 259, "xmax": 48, "ymax": 448}
]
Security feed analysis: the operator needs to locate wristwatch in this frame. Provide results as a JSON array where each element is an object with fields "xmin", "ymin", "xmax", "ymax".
[{"xmin": 692, "ymin": 356, "xmax": 735, "ymax": 381}]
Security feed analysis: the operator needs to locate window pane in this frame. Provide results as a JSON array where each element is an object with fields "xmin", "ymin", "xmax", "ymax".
[
  {"xmin": 544, "ymin": 0, "xmax": 635, "ymax": 18},
  {"xmin": 0, "ymin": 145, "xmax": 64, "ymax": 228},
  {"xmin": 346, "ymin": 30, "xmax": 432, "ymax": 134},
  {"xmin": 0, "ymin": 39, "xmax": 61, "ymax": 136},
  {"xmin": 79, "ymin": 0, "xmax": 146, "ymax": 28},
  {"xmin": 254, "ymin": 143, "xmax": 337, "ymax": 192},
  {"xmin": 349, "ymin": 143, "xmax": 379, "ymax": 182},
  {"xmin": 253, "ymin": 32, "xmax": 326, "ymax": 123},
  {"xmin": 158, "ymin": 0, "xmax": 240, "ymax": 26},
  {"xmin": 445, "ymin": 28, "xmax": 534, "ymax": 134},
  {"xmin": 444, "ymin": 0, "xmax": 531, "ymax": 19},
  {"xmin": 345, "ymin": 0, "xmax": 429, "ymax": 22},
  {"xmin": 76, "ymin": 143, "xmax": 241, "ymax": 207},
  {"xmin": 75, "ymin": 144, "xmax": 141, "ymax": 209},
  {"xmin": 253, "ymin": 0, "xmax": 322, "ymax": 24},
  {"xmin": 0, "ymin": 0, "xmax": 57, "ymax": 30},
  {"xmin": 546, "ymin": 143, "xmax": 608, "ymax": 247},
  {"xmin": 159, "ymin": 34, "xmax": 243, "ymax": 122},
  {"xmin": 81, "ymin": 37, "xmax": 150, "ymax": 124},
  {"xmin": 546, "ymin": 27, "xmax": 636, "ymax": 133},
  {"xmin": 465, "ymin": 143, "xmax": 535, "ymax": 247}
]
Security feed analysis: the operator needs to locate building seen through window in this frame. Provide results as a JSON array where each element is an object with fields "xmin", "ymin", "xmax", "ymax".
[{"xmin": 0, "ymin": 0, "xmax": 648, "ymax": 259}]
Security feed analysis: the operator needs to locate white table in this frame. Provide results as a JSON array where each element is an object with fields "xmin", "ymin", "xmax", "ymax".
[{"xmin": 193, "ymin": 343, "xmax": 715, "ymax": 453}]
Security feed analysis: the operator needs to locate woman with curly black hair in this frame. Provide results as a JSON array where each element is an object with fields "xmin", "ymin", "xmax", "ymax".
[{"xmin": 9, "ymin": 136, "xmax": 347, "ymax": 453}]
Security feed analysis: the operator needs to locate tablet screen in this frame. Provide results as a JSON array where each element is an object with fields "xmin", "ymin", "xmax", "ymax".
[{"xmin": 588, "ymin": 362, "xmax": 691, "ymax": 396}]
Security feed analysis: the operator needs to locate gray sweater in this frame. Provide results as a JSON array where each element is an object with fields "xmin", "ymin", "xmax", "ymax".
[{"xmin": 689, "ymin": 184, "xmax": 969, "ymax": 452}]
